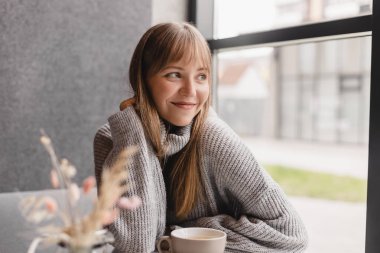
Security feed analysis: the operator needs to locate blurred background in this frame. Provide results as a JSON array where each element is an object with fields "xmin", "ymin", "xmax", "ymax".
[
  {"xmin": 0, "ymin": 0, "xmax": 374, "ymax": 252},
  {"xmin": 205, "ymin": 1, "xmax": 372, "ymax": 252}
]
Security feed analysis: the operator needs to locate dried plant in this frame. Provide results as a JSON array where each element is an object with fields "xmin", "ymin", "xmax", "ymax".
[{"xmin": 19, "ymin": 131, "xmax": 141, "ymax": 253}]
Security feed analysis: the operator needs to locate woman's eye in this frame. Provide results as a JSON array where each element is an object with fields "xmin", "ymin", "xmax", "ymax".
[
  {"xmin": 197, "ymin": 74, "xmax": 208, "ymax": 81},
  {"xmin": 165, "ymin": 72, "xmax": 180, "ymax": 78}
]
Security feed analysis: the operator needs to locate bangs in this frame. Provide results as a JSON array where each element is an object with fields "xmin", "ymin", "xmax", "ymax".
[
  {"xmin": 165, "ymin": 31, "xmax": 211, "ymax": 72},
  {"xmin": 145, "ymin": 24, "xmax": 211, "ymax": 76}
]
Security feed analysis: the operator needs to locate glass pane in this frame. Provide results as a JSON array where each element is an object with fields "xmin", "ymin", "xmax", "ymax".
[
  {"xmin": 216, "ymin": 36, "xmax": 371, "ymax": 253},
  {"xmin": 214, "ymin": 0, "xmax": 373, "ymax": 39}
]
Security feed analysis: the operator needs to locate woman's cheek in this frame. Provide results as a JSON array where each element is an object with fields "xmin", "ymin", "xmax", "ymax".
[{"xmin": 199, "ymin": 85, "xmax": 210, "ymax": 101}]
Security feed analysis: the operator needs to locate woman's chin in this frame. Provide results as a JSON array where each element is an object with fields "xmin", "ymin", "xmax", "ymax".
[{"xmin": 165, "ymin": 118, "xmax": 192, "ymax": 127}]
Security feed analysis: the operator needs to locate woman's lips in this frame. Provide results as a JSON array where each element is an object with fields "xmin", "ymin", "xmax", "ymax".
[{"xmin": 171, "ymin": 102, "xmax": 197, "ymax": 110}]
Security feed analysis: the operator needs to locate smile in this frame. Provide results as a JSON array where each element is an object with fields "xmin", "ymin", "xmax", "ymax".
[{"xmin": 171, "ymin": 102, "xmax": 197, "ymax": 110}]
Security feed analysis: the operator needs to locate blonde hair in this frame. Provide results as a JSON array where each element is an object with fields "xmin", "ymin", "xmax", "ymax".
[{"xmin": 129, "ymin": 22, "xmax": 212, "ymax": 219}]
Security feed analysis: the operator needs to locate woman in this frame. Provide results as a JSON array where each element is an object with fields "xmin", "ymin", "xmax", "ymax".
[{"xmin": 94, "ymin": 22, "xmax": 308, "ymax": 252}]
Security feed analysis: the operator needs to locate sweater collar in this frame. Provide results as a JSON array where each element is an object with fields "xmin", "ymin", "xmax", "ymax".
[{"xmin": 160, "ymin": 119, "xmax": 192, "ymax": 156}]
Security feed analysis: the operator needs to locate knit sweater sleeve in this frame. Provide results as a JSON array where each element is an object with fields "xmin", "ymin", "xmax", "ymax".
[
  {"xmin": 185, "ymin": 116, "xmax": 308, "ymax": 253},
  {"xmin": 93, "ymin": 107, "xmax": 165, "ymax": 253}
]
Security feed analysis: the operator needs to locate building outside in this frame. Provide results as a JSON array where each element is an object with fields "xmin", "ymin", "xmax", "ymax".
[{"xmin": 216, "ymin": 0, "xmax": 371, "ymax": 145}]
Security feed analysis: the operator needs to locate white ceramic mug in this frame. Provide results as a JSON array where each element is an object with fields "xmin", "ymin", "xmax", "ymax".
[{"xmin": 157, "ymin": 227, "xmax": 226, "ymax": 253}]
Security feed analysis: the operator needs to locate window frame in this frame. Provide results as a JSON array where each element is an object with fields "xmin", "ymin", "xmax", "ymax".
[{"xmin": 188, "ymin": 1, "xmax": 379, "ymax": 252}]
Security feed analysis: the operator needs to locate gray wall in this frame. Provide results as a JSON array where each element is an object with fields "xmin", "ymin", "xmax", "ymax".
[
  {"xmin": 0, "ymin": 0, "xmax": 151, "ymax": 192},
  {"xmin": 152, "ymin": 0, "xmax": 187, "ymax": 24}
]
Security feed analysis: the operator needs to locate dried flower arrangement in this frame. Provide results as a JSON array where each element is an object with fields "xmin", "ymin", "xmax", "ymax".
[{"xmin": 19, "ymin": 132, "xmax": 141, "ymax": 253}]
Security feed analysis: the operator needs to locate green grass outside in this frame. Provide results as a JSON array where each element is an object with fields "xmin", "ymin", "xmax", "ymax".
[{"xmin": 265, "ymin": 165, "xmax": 367, "ymax": 203}]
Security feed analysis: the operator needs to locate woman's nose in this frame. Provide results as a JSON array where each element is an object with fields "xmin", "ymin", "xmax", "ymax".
[{"xmin": 179, "ymin": 78, "xmax": 196, "ymax": 97}]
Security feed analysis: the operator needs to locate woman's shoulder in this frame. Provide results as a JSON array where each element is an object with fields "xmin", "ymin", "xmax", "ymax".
[
  {"xmin": 94, "ymin": 105, "xmax": 142, "ymax": 145},
  {"xmin": 200, "ymin": 109, "xmax": 260, "ymax": 176},
  {"xmin": 202, "ymin": 109, "xmax": 240, "ymax": 142},
  {"xmin": 200, "ymin": 108, "xmax": 243, "ymax": 153},
  {"xmin": 108, "ymin": 106, "xmax": 146, "ymax": 140},
  {"xmin": 108, "ymin": 105, "xmax": 141, "ymax": 128}
]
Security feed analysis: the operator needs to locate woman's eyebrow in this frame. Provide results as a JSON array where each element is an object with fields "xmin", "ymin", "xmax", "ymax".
[
  {"xmin": 162, "ymin": 66, "xmax": 208, "ymax": 71},
  {"xmin": 162, "ymin": 66, "xmax": 183, "ymax": 71}
]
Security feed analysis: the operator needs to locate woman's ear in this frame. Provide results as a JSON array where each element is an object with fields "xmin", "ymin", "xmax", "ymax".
[{"xmin": 119, "ymin": 97, "xmax": 136, "ymax": 111}]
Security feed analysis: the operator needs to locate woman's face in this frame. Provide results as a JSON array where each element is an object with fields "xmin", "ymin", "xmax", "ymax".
[{"xmin": 147, "ymin": 58, "xmax": 210, "ymax": 126}]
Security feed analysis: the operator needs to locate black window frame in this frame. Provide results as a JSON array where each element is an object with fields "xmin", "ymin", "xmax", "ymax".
[{"xmin": 188, "ymin": 1, "xmax": 379, "ymax": 252}]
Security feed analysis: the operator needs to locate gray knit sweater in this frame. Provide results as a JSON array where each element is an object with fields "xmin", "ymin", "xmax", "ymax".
[{"xmin": 93, "ymin": 106, "xmax": 308, "ymax": 253}]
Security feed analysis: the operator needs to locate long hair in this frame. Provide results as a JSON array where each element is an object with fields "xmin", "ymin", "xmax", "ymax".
[{"xmin": 129, "ymin": 22, "xmax": 212, "ymax": 219}]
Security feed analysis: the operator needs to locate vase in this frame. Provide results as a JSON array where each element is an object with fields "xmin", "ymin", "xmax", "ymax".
[
  {"xmin": 67, "ymin": 246, "xmax": 93, "ymax": 253},
  {"xmin": 59, "ymin": 230, "xmax": 115, "ymax": 253}
]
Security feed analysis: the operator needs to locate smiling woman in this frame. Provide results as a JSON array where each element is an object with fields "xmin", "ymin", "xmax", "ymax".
[{"xmin": 93, "ymin": 22, "xmax": 308, "ymax": 253}]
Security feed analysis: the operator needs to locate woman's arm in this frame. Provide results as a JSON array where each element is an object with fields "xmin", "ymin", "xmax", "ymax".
[
  {"xmin": 93, "ymin": 106, "xmax": 166, "ymax": 252},
  {"xmin": 182, "ymin": 117, "xmax": 308, "ymax": 253}
]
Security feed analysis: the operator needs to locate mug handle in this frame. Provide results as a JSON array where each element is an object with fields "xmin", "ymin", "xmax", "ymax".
[{"xmin": 157, "ymin": 236, "xmax": 172, "ymax": 253}]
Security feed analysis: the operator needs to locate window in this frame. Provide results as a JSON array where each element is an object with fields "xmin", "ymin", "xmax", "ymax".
[
  {"xmin": 214, "ymin": 0, "xmax": 372, "ymax": 39},
  {"xmin": 216, "ymin": 38, "xmax": 370, "ymax": 252},
  {"xmin": 190, "ymin": 0, "xmax": 379, "ymax": 252}
]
